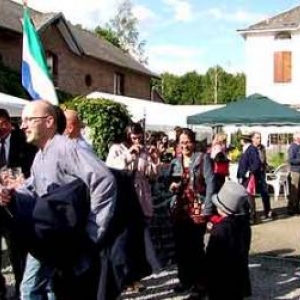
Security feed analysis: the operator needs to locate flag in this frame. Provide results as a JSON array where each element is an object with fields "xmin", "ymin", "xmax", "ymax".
[{"xmin": 22, "ymin": 6, "xmax": 58, "ymax": 105}]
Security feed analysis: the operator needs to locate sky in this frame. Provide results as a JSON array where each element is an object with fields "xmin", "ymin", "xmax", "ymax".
[{"xmin": 13, "ymin": 0, "xmax": 300, "ymax": 75}]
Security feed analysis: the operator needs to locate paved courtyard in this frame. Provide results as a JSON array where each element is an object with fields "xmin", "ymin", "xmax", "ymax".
[
  {"xmin": 121, "ymin": 197, "xmax": 300, "ymax": 300},
  {"xmin": 2, "ymin": 197, "xmax": 300, "ymax": 300}
]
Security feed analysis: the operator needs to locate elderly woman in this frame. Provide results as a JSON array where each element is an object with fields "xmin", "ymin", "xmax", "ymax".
[{"xmin": 169, "ymin": 128, "xmax": 215, "ymax": 297}]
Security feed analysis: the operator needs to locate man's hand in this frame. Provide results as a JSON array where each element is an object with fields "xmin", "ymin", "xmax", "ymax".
[
  {"xmin": 169, "ymin": 182, "xmax": 180, "ymax": 192},
  {"xmin": 129, "ymin": 144, "xmax": 142, "ymax": 154},
  {"xmin": 0, "ymin": 188, "xmax": 13, "ymax": 206}
]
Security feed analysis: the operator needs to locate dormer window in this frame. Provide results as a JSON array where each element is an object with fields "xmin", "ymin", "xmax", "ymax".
[{"xmin": 275, "ymin": 31, "xmax": 291, "ymax": 40}]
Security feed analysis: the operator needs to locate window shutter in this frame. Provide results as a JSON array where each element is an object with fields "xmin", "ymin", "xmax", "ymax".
[
  {"xmin": 274, "ymin": 51, "xmax": 292, "ymax": 83},
  {"xmin": 283, "ymin": 51, "xmax": 291, "ymax": 82}
]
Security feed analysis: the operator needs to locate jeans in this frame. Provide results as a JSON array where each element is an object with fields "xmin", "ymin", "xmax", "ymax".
[{"xmin": 20, "ymin": 254, "xmax": 55, "ymax": 300}]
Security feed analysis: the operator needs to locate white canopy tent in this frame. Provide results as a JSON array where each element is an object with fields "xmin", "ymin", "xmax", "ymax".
[
  {"xmin": 0, "ymin": 92, "xmax": 29, "ymax": 116},
  {"xmin": 87, "ymin": 91, "xmax": 223, "ymax": 135}
]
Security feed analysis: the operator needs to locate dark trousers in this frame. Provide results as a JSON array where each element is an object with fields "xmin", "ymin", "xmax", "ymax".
[
  {"xmin": 53, "ymin": 257, "xmax": 99, "ymax": 300},
  {"xmin": 257, "ymin": 173, "xmax": 271, "ymax": 216},
  {"xmin": 288, "ymin": 172, "xmax": 300, "ymax": 213},
  {"xmin": 0, "ymin": 209, "xmax": 27, "ymax": 298},
  {"xmin": 214, "ymin": 175, "xmax": 226, "ymax": 193},
  {"xmin": 173, "ymin": 219, "xmax": 206, "ymax": 287}
]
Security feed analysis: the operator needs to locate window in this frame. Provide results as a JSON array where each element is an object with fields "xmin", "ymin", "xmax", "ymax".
[
  {"xmin": 114, "ymin": 73, "xmax": 125, "ymax": 95},
  {"xmin": 268, "ymin": 133, "xmax": 293, "ymax": 145},
  {"xmin": 85, "ymin": 74, "xmax": 92, "ymax": 87},
  {"xmin": 46, "ymin": 51, "xmax": 58, "ymax": 86},
  {"xmin": 274, "ymin": 51, "xmax": 292, "ymax": 83},
  {"xmin": 275, "ymin": 31, "xmax": 291, "ymax": 40}
]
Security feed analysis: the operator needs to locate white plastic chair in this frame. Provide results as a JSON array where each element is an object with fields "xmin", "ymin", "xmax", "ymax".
[{"xmin": 266, "ymin": 164, "xmax": 289, "ymax": 201}]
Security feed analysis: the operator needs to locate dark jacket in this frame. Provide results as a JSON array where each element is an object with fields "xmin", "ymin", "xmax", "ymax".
[
  {"xmin": 237, "ymin": 144, "xmax": 261, "ymax": 180},
  {"xmin": 97, "ymin": 168, "xmax": 151, "ymax": 300},
  {"xmin": 206, "ymin": 215, "xmax": 252, "ymax": 300},
  {"xmin": 288, "ymin": 142, "xmax": 300, "ymax": 173},
  {"xmin": 7, "ymin": 129, "xmax": 37, "ymax": 178},
  {"xmin": 0, "ymin": 129, "xmax": 37, "ymax": 231},
  {"xmin": 13, "ymin": 179, "xmax": 93, "ymax": 269}
]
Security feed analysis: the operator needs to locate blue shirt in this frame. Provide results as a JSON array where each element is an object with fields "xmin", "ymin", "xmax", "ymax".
[{"xmin": 18, "ymin": 134, "xmax": 116, "ymax": 244}]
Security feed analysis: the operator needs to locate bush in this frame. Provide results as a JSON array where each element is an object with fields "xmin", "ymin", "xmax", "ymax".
[
  {"xmin": 63, "ymin": 97, "xmax": 131, "ymax": 159},
  {"xmin": 268, "ymin": 152, "xmax": 286, "ymax": 169}
]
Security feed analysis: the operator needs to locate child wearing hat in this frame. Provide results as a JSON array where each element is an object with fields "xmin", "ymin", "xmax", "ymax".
[{"xmin": 206, "ymin": 181, "xmax": 252, "ymax": 300}]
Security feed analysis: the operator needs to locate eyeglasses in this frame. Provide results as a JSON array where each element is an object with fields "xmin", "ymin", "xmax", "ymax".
[{"xmin": 21, "ymin": 116, "xmax": 49, "ymax": 124}]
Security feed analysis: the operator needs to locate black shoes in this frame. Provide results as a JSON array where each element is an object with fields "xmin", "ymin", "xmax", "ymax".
[
  {"xmin": 287, "ymin": 208, "xmax": 300, "ymax": 216},
  {"xmin": 173, "ymin": 283, "xmax": 192, "ymax": 293},
  {"xmin": 173, "ymin": 283, "xmax": 206, "ymax": 297},
  {"xmin": 261, "ymin": 210, "xmax": 276, "ymax": 221}
]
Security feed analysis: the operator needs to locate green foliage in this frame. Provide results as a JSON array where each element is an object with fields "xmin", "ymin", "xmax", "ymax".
[
  {"xmin": 268, "ymin": 152, "xmax": 286, "ymax": 168},
  {"xmin": 95, "ymin": 26, "xmax": 122, "ymax": 49},
  {"xmin": 230, "ymin": 129, "xmax": 243, "ymax": 150},
  {"xmin": 63, "ymin": 97, "xmax": 132, "ymax": 159},
  {"xmin": 0, "ymin": 63, "xmax": 72, "ymax": 103},
  {"xmin": 94, "ymin": 0, "xmax": 147, "ymax": 64},
  {"xmin": 160, "ymin": 66, "xmax": 246, "ymax": 105},
  {"xmin": 0, "ymin": 63, "xmax": 29, "ymax": 99}
]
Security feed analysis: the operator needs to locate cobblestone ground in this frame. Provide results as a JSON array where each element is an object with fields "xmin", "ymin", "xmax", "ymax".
[
  {"xmin": 120, "ymin": 256, "xmax": 300, "ymax": 300},
  {"xmin": 120, "ymin": 197, "xmax": 300, "ymax": 300},
  {"xmin": 3, "ymin": 197, "xmax": 300, "ymax": 300}
]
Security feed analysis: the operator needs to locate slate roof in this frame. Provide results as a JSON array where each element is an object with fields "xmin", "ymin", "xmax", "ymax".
[
  {"xmin": 0, "ymin": 0, "xmax": 157, "ymax": 77},
  {"xmin": 238, "ymin": 5, "xmax": 300, "ymax": 33}
]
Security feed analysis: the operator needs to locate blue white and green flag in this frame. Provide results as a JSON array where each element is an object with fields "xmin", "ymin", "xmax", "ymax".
[{"xmin": 22, "ymin": 6, "xmax": 58, "ymax": 105}]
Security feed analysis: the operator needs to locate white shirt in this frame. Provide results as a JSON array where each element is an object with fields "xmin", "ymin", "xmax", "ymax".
[{"xmin": 1, "ymin": 133, "xmax": 11, "ymax": 162}]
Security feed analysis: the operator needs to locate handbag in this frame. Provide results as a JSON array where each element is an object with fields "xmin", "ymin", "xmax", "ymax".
[
  {"xmin": 213, "ymin": 160, "xmax": 229, "ymax": 176},
  {"xmin": 187, "ymin": 196, "xmax": 205, "ymax": 224},
  {"xmin": 246, "ymin": 174, "xmax": 256, "ymax": 196}
]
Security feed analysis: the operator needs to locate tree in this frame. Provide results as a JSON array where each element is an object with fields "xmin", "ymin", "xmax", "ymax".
[
  {"xmin": 160, "ymin": 68, "xmax": 246, "ymax": 105},
  {"xmin": 180, "ymin": 71, "xmax": 203, "ymax": 104},
  {"xmin": 95, "ymin": 0, "xmax": 147, "ymax": 64},
  {"xmin": 94, "ymin": 26, "xmax": 122, "ymax": 49},
  {"xmin": 160, "ymin": 73, "xmax": 182, "ymax": 104}
]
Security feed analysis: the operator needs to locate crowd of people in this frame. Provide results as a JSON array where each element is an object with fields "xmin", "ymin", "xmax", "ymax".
[{"xmin": 0, "ymin": 99, "xmax": 295, "ymax": 300}]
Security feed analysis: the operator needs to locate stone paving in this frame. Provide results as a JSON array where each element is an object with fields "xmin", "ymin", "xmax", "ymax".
[
  {"xmin": 3, "ymin": 197, "xmax": 300, "ymax": 300},
  {"xmin": 121, "ymin": 197, "xmax": 300, "ymax": 300}
]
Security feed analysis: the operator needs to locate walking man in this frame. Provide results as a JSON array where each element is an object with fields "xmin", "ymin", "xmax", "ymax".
[
  {"xmin": 287, "ymin": 133, "xmax": 300, "ymax": 215},
  {"xmin": 251, "ymin": 132, "xmax": 273, "ymax": 220}
]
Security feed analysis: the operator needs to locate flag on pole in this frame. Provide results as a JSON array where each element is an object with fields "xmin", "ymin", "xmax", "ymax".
[{"xmin": 21, "ymin": 5, "xmax": 58, "ymax": 105}]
